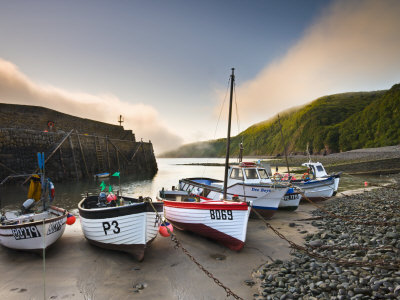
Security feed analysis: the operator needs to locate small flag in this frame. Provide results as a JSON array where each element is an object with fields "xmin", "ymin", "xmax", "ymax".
[
  {"xmin": 109, "ymin": 185, "xmax": 113, "ymax": 193},
  {"xmin": 112, "ymin": 172, "xmax": 120, "ymax": 177},
  {"xmin": 100, "ymin": 181, "xmax": 106, "ymax": 191}
]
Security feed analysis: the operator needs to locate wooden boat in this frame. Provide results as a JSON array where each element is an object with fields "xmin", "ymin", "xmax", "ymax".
[
  {"xmin": 162, "ymin": 198, "xmax": 250, "ymax": 251},
  {"xmin": 158, "ymin": 69, "xmax": 251, "ymax": 251},
  {"xmin": 0, "ymin": 154, "xmax": 68, "ymax": 253},
  {"xmin": 177, "ymin": 161, "xmax": 299, "ymax": 216},
  {"xmin": 0, "ymin": 206, "xmax": 67, "ymax": 252},
  {"xmin": 78, "ymin": 194, "xmax": 163, "ymax": 261}
]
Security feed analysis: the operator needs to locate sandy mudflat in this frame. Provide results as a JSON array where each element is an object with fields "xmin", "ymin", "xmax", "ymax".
[{"xmin": 0, "ymin": 203, "xmax": 321, "ymax": 300}]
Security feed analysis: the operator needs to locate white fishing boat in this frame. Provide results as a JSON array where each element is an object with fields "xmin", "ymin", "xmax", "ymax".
[
  {"xmin": 178, "ymin": 161, "xmax": 297, "ymax": 216},
  {"xmin": 159, "ymin": 69, "xmax": 251, "ymax": 250},
  {"xmin": 162, "ymin": 198, "xmax": 250, "ymax": 251},
  {"xmin": 0, "ymin": 154, "xmax": 69, "ymax": 253},
  {"xmin": 78, "ymin": 194, "xmax": 163, "ymax": 261},
  {"xmin": 300, "ymin": 161, "xmax": 341, "ymax": 195},
  {"xmin": 0, "ymin": 206, "xmax": 67, "ymax": 252}
]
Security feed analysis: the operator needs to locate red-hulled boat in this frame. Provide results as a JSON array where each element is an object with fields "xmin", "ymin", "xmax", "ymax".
[{"xmin": 162, "ymin": 199, "xmax": 250, "ymax": 251}]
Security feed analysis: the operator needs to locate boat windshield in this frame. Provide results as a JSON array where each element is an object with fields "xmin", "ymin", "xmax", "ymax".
[
  {"xmin": 230, "ymin": 168, "xmax": 244, "ymax": 180},
  {"xmin": 245, "ymin": 169, "xmax": 259, "ymax": 179},
  {"xmin": 258, "ymin": 169, "xmax": 270, "ymax": 179}
]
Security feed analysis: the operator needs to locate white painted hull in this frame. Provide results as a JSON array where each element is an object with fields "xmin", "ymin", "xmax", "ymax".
[
  {"xmin": 80, "ymin": 211, "xmax": 160, "ymax": 245},
  {"xmin": 78, "ymin": 196, "xmax": 163, "ymax": 260},
  {"xmin": 163, "ymin": 200, "xmax": 250, "ymax": 251},
  {"xmin": 294, "ymin": 178, "xmax": 336, "ymax": 200},
  {"xmin": 0, "ymin": 208, "xmax": 67, "ymax": 251},
  {"xmin": 279, "ymin": 193, "xmax": 301, "ymax": 210},
  {"xmin": 180, "ymin": 178, "xmax": 288, "ymax": 218}
]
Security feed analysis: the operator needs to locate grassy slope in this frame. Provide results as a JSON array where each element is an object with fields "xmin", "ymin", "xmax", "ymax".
[{"xmin": 160, "ymin": 85, "xmax": 399, "ymax": 157}]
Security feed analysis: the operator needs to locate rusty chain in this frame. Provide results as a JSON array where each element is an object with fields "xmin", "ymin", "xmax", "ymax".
[
  {"xmin": 299, "ymin": 191, "xmax": 400, "ymax": 226},
  {"xmin": 144, "ymin": 197, "xmax": 244, "ymax": 300},
  {"xmin": 251, "ymin": 207, "xmax": 400, "ymax": 270}
]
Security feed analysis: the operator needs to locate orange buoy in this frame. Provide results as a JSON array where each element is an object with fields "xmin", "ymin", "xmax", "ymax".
[
  {"xmin": 159, "ymin": 222, "xmax": 173, "ymax": 237},
  {"xmin": 66, "ymin": 213, "xmax": 76, "ymax": 225},
  {"xmin": 364, "ymin": 181, "xmax": 368, "ymax": 187}
]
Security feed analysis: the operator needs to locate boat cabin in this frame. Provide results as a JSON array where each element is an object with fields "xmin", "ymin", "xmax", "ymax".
[
  {"xmin": 301, "ymin": 162, "xmax": 328, "ymax": 179},
  {"xmin": 228, "ymin": 162, "xmax": 272, "ymax": 185}
]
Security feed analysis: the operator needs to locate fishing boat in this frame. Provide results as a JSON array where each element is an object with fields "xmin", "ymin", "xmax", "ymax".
[
  {"xmin": 300, "ymin": 161, "xmax": 341, "ymax": 195},
  {"xmin": 0, "ymin": 205, "xmax": 68, "ymax": 252},
  {"xmin": 78, "ymin": 193, "xmax": 163, "ymax": 261},
  {"xmin": 0, "ymin": 153, "xmax": 69, "ymax": 253},
  {"xmin": 274, "ymin": 161, "xmax": 340, "ymax": 201},
  {"xmin": 161, "ymin": 197, "xmax": 250, "ymax": 251},
  {"xmin": 177, "ymin": 160, "xmax": 295, "ymax": 216},
  {"xmin": 159, "ymin": 69, "xmax": 251, "ymax": 251}
]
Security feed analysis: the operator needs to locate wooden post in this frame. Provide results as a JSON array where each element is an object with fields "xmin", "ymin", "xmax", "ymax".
[
  {"xmin": 69, "ymin": 135, "xmax": 79, "ymax": 181},
  {"xmin": 76, "ymin": 131, "xmax": 90, "ymax": 178}
]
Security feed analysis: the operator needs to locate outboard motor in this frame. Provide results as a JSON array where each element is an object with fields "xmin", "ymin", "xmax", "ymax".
[
  {"xmin": 21, "ymin": 198, "xmax": 36, "ymax": 214},
  {"xmin": 97, "ymin": 192, "xmax": 107, "ymax": 207}
]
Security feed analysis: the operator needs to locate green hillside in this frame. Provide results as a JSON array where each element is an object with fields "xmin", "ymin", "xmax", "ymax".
[{"xmin": 160, "ymin": 84, "xmax": 399, "ymax": 157}]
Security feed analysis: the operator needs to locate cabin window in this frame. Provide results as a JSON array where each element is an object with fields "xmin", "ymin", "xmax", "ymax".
[
  {"xmin": 258, "ymin": 169, "xmax": 269, "ymax": 179},
  {"xmin": 316, "ymin": 166, "xmax": 324, "ymax": 172},
  {"xmin": 230, "ymin": 168, "xmax": 244, "ymax": 179},
  {"xmin": 245, "ymin": 169, "xmax": 259, "ymax": 179}
]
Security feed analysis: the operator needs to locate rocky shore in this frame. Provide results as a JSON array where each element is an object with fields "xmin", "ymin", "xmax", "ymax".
[{"xmin": 253, "ymin": 174, "xmax": 400, "ymax": 299}]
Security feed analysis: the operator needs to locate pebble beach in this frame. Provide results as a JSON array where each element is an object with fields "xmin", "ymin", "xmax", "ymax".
[{"xmin": 253, "ymin": 174, "xmax": 400, "ymax": 299}]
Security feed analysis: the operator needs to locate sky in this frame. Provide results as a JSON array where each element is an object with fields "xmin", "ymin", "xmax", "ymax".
[{"xmin": 1, "ymin": 0, "xmax": 400, "ymax": 155}]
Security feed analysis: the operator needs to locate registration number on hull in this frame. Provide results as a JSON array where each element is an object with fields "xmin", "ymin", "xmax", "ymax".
[
  {"xmin": 210, "ymin": 210, "xmax": 233, "ymax": 220},
  {"xmin": 12, "ymin": 226, "xmax": 41, "ymax": 240}
]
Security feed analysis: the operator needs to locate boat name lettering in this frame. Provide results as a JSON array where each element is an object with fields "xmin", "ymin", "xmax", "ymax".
[
  {"xmin": 210, "ymin": 210, "xmax": 233, "ymax": 220},
  {"xmin": 251, "ymin": 188, "xmax": 271, "ymax": 193},
  {"xmin": 102, "ymin": 220, "xmax": 120, "ymax": 235},
  {"xmin": 47, "ymin": 219, "xmax": 63, "ymax": 235},
  {"xmin": 12, "ymin": 226, "xmax": 41, "ymax": 240}
]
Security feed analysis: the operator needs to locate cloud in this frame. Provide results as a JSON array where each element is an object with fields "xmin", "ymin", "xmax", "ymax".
[
  {"xmin": 233, "ymin": 0, "xmax": 400, "ymax": 123},
  {"xmin": 0, "ymin": 58, "xmax": 183, "ymax": 154}
]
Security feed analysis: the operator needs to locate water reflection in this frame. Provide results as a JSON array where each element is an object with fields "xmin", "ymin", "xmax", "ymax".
[{"xmin": 0, "ymin": 158, "xmax": 393, "ymax": 211}]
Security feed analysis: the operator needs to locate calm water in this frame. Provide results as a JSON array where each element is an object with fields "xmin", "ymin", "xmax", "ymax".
[{"xmin": 0, "ymin": 158, "xmax": 393, "ymax": 211}]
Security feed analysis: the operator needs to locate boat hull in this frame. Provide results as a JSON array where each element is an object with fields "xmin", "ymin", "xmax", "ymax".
[
  {"xmin": 78, "ymin": 196, "xmax": 163, "ymax": 261},
  {"xmin": 292, "ymin": 177, "xmax": 336, "ymax": 201},
  {"xmin": 279, "ymin": 192, "xmax": 301, "ymax": 211},
  {"xmin": 0, "ymin": 206, "xmax": 67, "ymax": 252},
  {"xmin": 179, "ymin": 178, "xmax": 287, "ymax": 219},
  {"xmin": 163, "ymin": 200, "xmax": 250, "ymax": 251}
]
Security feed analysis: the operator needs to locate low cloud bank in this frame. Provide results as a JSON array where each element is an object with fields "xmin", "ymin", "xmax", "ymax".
[
  {"xmin": 0, "ymin": 58, "xmax": 183, "ymax": 154},
  {"xmin": 232, "ymin": 0, "xmax": 400, "ymax": 122}
]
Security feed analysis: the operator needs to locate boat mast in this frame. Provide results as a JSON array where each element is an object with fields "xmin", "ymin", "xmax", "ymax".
[{"xmin": 223, "ymin": 68, "xmax": 235, "ymax": 199}]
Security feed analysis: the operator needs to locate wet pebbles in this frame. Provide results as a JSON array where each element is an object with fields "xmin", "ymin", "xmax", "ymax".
[{"xmin": 253, "ymin": 176, "xmax": 400, "ymax": 299}]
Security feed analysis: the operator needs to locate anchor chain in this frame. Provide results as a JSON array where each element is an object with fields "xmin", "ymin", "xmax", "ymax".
[
  {"xmin": 144, "ymin": 197, "xmax": 244, "ymax": 300},
  {"xmin": 299, "ymin": 191, "xmax": 400, "ymax": 226},
  {"xmin": 252, "ymin": 207, "xmax": 400, "ymax": 270}
]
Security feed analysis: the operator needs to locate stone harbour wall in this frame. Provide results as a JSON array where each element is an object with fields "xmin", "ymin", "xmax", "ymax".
[
  {"xmin": 0, "ymin": 103, "xmax": 135, "ymax": 141},
  {"xmin": 0, "ymin": 103, "xmax": 157, "ymax": 182},
  {"xmin": 0, "ymin": 128, "xmax": 157, "ymax": 182}
]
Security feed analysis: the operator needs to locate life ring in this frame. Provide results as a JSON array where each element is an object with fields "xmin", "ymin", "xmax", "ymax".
[
  {"xmin": 302, "ymin": 173, "xmax": 310, "ymax": 180},
  {"xmin": 272, "ymin": 173, "xmax": 283, "ymax": 181},
  {"xmin": 47, "ymin": 121, "xmax": 55, "ymax": 127}
]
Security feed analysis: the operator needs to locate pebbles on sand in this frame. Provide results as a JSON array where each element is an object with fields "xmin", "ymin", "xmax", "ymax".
[{"xmin": 253, "ymin": 175, "xmax": 400, "ymax": 299}]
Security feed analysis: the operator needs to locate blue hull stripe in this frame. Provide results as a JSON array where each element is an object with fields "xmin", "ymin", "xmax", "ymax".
[{"xmin": 252, "ymin": 206, "xmax": 278, "ymax": 211}]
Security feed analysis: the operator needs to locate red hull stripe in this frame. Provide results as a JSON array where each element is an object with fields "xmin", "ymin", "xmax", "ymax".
[
  {"xmin": 163, "ymin": 200, "xmax": 249, "ymax": 210},
  {"xmin": 168, "ymin": 220, "xmax": 245, "ymax": 251}
]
